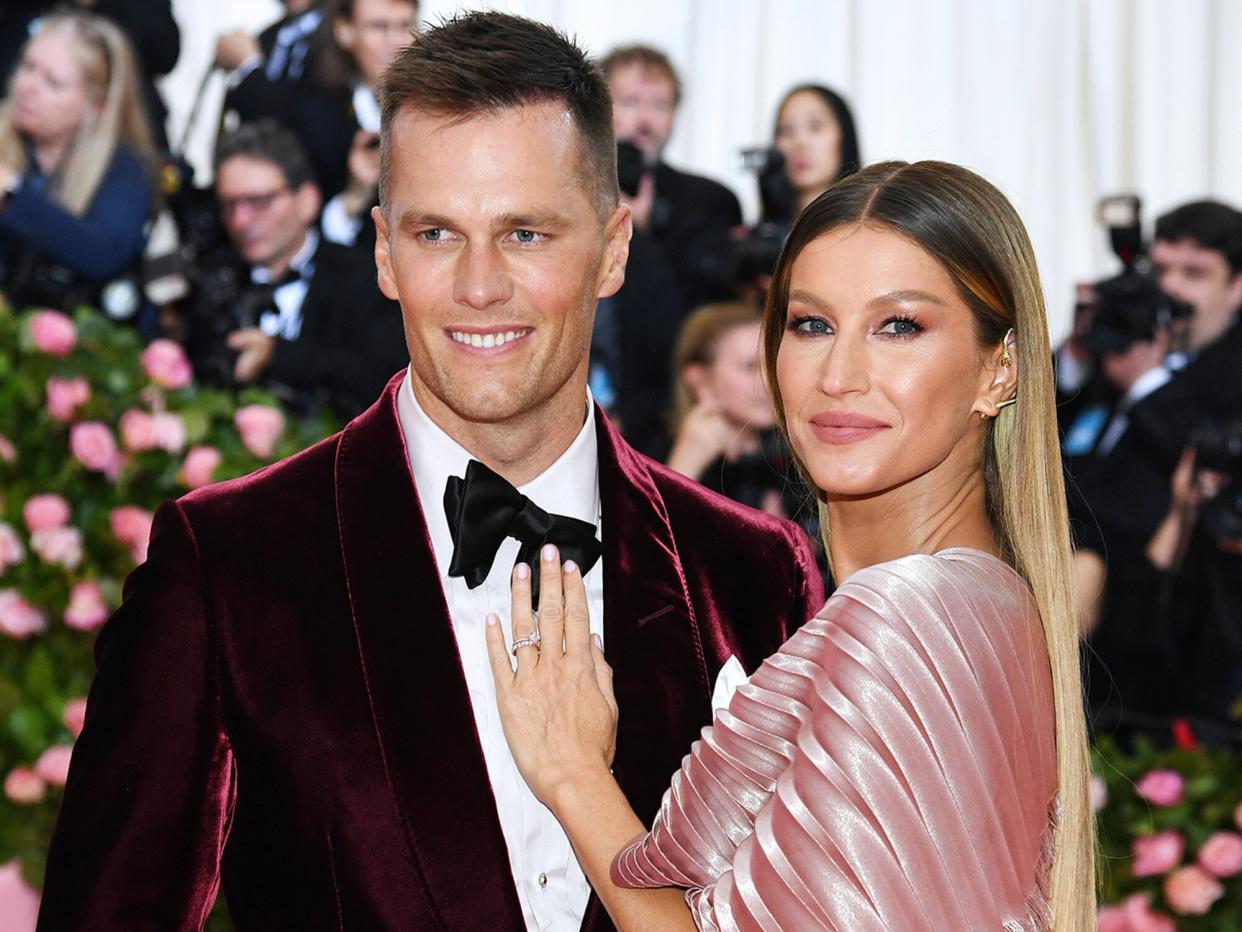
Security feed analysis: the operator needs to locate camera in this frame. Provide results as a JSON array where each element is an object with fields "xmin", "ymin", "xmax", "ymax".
[
  {"xmin": 725, "ymin": 146, "xmax": 797, "ymax": 284},
  {"xmin": 1189, "ymin": 420, "xmax": 1242, "ymax": 543}
]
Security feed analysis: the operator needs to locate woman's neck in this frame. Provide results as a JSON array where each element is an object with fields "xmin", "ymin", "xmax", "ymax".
[
  {"xmin": 825, "ymin": 459, "xmax": 1001, "ymax": 582},
  {"xmin": 32, "ymin": 137, "xmax": 70, "ymax": 176},
  {"xmin": 795, "ymin": 187, "xmax": 826, "ymax": 215}
]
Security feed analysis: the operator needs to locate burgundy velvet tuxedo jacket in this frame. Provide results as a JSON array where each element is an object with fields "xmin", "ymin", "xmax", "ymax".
[{"xmin": 39, "ymin": 376, "xmax": 824, "ymax": 931}]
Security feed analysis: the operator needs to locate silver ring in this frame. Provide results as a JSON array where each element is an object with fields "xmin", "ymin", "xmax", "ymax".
[{"xmin": 511, "ymin": 634, "xmax": 541, "ymax": 655}]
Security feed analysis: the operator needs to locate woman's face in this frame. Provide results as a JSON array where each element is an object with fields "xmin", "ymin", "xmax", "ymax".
[
  {"xmin": 11, "ymin": 31, "xmax": 94, "ymax": 150},
  {"xmin": 692, "ymin": 322, "xmax": 774, "ymax": 430},
  {"xmin": 776, "ymin": 224, "xmax": 1001, "ymax": 500},
  {"xmin": 774, "ymin": 90, "xmax": 842, "ymax": 199}
]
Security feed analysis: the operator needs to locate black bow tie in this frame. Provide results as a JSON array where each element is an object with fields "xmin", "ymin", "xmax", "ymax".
[{"xmin": 444, "ymin": 459, "xmax": 603, "ymax": 604}]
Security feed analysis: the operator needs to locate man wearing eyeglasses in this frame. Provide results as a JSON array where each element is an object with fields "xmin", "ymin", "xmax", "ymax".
[{"xmin": 184, "ymin": 119, "xmax": 406, "ymax": 418}]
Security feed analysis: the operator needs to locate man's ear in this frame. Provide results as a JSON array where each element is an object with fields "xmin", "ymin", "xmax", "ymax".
[
  {"xmin": 970, "ymin": 331, "xmax": 1019, "ymax": 419},
  {"xmin": 1227, "ymin": 271, "xmax": 1242, "ymax": 310},
  {"xmin": 295, "ymin": 182, "xmax": 322, "ymax": 226},
  {"xmin": 596, "ymin": 204, "xmax": 632, "ymax": 300},
  {"xmin": 372, "ymin": 206, "xmax": 399, "ymax": 302}
]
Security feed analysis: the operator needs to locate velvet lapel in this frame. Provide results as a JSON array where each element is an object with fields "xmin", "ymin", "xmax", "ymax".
[
  {"xmin": 595, "ymin": 411, "xmax": 713, "ymax": 821},
  {"xmin": 334, "ymin": 377, "xmax": 524, "ymax": 929}
]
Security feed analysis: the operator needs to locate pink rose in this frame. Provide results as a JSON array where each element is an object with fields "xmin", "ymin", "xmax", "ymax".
[
  {"xmin": 46, "ymin": 375, "xmax": 90, "ymax": 422},
  {"xmin": 31, "ymin": 526, "xmax": 83, "ymax": 569},
  {"xmin": 119, "ymin": 409, "xmax": 158, "ymax": 452},
  {"xmin": 3, "ymin": 767, "xmax": 45, "ymax": 804},
  {"xmin": 0, "ymin": 433, "xmax": 14, "ymax": 462},
  {"xmin": 28, "ymin": 309, "xmax": 76, "ymax": 357},
  {"xmin": 1164, "ymin": 864, "xmax": 1224, "ymax": 915},
  {"xmin": 0, "ymin": 860, "xmax": 40, "ymax": 930},
  {"xmin": 34, "ymin": 745, "xmax": 72, "ymax": 787},
  {"xmin": 152, "ymin": 412, "xmax": 186, "ymax": 454},
  {"xmin": 0, "ymin": 524, "xmax": 24, "ymax": 575},
  {"xmin": 69, "ymin": 421, "xmax": 120, "ymax": 474},
  {"xmin": 63, "ymin": 697, "xmax": 87, "ymax": 738},
  {"xmin": 140, "ymin": 339, "xmax": 193, "ymax": 389},
  {"xmin": 22, "ymin": 493, "xmax": 70, "ymax": 533},
  {"xmin": 1090, "ymin": 774, "xmax": 1108, "ymax": 812},
  {"xmin": 1100, "ymin": 893, "xmax": 1176, "ymax": 932},
  {"xmin": 180, "ymin": 445, "xmax": 222, "ymax": 489},
  {"xmin": 0, "ymin": 590, "xmax": 47, "ymax": 639},
  {"xmin": 1197, "ymin": 831, "xmax": 1242, "ymax": 878},
  {"xmin": 234, "ymin": 404, "xmax": 285, "ymax": 459},
  {"xmin": 110, "ymin": 506, "xmax": 153, "ymax": 564},
  {"xmin": 1136, "ymin": 769, "xmax": 1184, "ymax": 807},
  {"xmin": 63, "ymin": 580, "xmax": 108, "ymax": 631},
  {"xmin": 1132, "ymin": 830, "xmax": 1184, "ymax": 877}
]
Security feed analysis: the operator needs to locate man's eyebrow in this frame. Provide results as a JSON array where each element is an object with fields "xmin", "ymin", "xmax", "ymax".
[
  {"xmin": 867, "ymin": 289, "xmax": 949, "ymax": 309},
  {"xmin": 493, "ymin": 211, "xmax": 571, "ymax": 231},
  {"xmin": 397, "ymin": 210, "xmax": 453, "ymax": 230}
]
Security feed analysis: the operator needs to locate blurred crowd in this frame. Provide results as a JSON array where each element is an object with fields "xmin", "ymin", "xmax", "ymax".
[{"xmin": 0, "ymin": 1, "xmax": 1238, "ymax": 742}]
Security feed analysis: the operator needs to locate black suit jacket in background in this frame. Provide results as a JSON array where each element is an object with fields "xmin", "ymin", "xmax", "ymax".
[{"xmin": 186, "ymin": 238, "xmax": 406, "ymax": 419}]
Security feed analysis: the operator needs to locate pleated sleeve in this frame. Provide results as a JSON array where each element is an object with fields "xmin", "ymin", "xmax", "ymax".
[{"xmin": 611, "ymin": 549, "xmax": 1057, "ymax": 931}]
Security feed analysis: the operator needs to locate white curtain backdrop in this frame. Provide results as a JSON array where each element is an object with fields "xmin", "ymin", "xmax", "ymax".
[{"xmin": 163, "ymin": 0, "xmax": 1242, "ymax": 339}]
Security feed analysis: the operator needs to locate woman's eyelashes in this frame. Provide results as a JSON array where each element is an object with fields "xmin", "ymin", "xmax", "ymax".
[{"xmin": 787, "ymin": 313, "xmax": 926, "ymax": 338}]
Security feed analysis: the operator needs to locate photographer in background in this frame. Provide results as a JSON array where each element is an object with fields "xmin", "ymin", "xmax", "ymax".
[
  {"xmin": 1129, "ymin": 201, "xmax": 1242, "ymax": 468},
  {"xmin": 0, "ymin": 0, "xmax": 179, "ymax": 152},
  {"xmin": 183, "ymin": 121, "xmax": 405, "ymax": 420},
  {"xmin": 217, "ymin": 2, "xmax": 326, "ymax": 132},
  {"xmin": 1132, "ymin": 437, "xmax": 1242, "ymax": 728},
  {"xmin": 602, "ymin": 44, "xmax": 741, "ymax": 313},
  {"xmin": 0, "ymin": 12, "xmax": 155, "ymax": 326}
]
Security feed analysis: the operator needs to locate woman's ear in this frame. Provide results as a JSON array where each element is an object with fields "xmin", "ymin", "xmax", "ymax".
[
  {"xmin": 971, "ymin": 329, "xmax": 1018, "ymax": 419},
  {"xmin": 682, "ymin": 363, "xmax": 709, "ymax": 401}
]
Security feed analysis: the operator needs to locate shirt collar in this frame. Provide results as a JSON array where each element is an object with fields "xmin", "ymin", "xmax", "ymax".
[
  {"xmin": 397, "ymin": 368, "xmax": 600, "ymax": 564},
  {"xmin": 1126, "ymin": 365, "xmax": 1172, "ymax": 405},
  {"xmin": 251, "ymin": 227, "xmax": 318, "ymax": 285}
]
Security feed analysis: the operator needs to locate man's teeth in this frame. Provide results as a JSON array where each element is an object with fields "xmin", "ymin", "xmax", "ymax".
[{"xmin": 450, "ymin": 330, "xmax": 527, "ymax": 348}]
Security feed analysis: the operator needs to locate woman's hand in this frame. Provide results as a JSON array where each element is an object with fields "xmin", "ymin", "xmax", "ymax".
[
  {"xmin": 486, "ymin": 544, "xmax": 618, "ymax": 810},
  {"xmin": 666, "ymin": 397, "xmax": 735, "ymax": 479}
]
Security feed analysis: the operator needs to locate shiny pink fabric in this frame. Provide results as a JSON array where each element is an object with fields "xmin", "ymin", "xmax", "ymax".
[{"xmin": 611, "ymin": 548, "xmax": 1057, "ymax": 931}]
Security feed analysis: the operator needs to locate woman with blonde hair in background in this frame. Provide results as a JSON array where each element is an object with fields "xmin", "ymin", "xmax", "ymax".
[
  {"xmin": 0, "ymin": 12, "xmax": 154, "ymax": 319},
  {"xmin": 666, "ymin": 302, "xmax": 791, "ymax": 516},
  {"xmin": 487, "ymin": 159, "xmax": 1095, "ymax": 929}
]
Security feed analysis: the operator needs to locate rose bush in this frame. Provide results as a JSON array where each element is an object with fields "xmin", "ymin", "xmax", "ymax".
[
  {"xmin": 0, "ymin": 301, "xmax": 336, "ymax": 925},
  {"xmin": 1095, "ymin": 733, "xmax": 1242, "ymax": 927}
]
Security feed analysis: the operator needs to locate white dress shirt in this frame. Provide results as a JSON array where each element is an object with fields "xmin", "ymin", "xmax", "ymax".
[
  {"xmin": 253, "ymin": 228, "xmax": 317, "ymax": 341},
  {"xmin": 396, "ymin": 370, "xmax": 604, "ymax": 931}
]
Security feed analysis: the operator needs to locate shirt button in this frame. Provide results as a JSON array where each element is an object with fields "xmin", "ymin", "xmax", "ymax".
[{"xmin": 537, "ymin": 872, "xmax": 548, "ymax": 888}]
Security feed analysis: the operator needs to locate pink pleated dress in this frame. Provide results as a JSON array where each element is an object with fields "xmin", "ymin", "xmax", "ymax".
[{"xmin": 611, "ymin": 548, "xmax": 1057, "ymax": 931}]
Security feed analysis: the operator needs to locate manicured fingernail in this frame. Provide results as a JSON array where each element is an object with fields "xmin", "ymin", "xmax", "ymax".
[
  {"xmin": 563, "ymin": 560, "xmax": 577, "ymax": 574},
  {"xmin": 592, "ymin": 633, "xmax": 603, "ymax": 650},
  {"xmin": 486, "ymin": 613, "xmax": 499, "ymax": 626},
  {"xmin": 516, "ymin": 562, "xmax": 530, "ymax": 580},
  {"xmin": 542, "ymin": 544, "xmax": 556, "ymax": 562}
]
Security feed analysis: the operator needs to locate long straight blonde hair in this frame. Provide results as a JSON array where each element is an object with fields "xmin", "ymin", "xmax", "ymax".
[
  {"xmin": 762, "ymin": 160, "xmax": 1095, "ymax": 928},
  {"xmin": 0, "ymin": 12, "xmax": 153, "ymax": 216}
]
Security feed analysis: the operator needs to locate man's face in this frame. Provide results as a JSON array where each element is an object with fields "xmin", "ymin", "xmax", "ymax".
[
  {"xmin": 335, "ymin": 0, "xmax": 418, "ymax": 89},
  {"xmin": 374, "ymin": 102, "xmax": 629, "ymax": 438},
  {"xmin": 1150, "ymin": 237, "xmax": 1242, "ymax": 352},
  {"xmin": 216, "ymin": 156, "xmax": 319, "ymax": 272},
  {"xmin": 607, "ymin": 62, "xmax": 677, "ymax": 163}
]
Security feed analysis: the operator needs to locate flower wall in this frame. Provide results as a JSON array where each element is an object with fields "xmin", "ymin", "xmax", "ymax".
[{"xmin": 0, "ymin": 303, "xmax": 336, "ymax": 919}]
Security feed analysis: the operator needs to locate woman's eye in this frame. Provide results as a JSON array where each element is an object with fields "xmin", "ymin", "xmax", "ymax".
[
  {"xmin": 790, "ymin": 316, "xmax": 830, "ymax": 335},
  {"xmin": 878, "ymin": 316, "xmax": 923, "ymax": 336}
]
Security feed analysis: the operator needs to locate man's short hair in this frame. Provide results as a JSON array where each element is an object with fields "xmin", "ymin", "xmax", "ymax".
[
  {"xmin": 213, "ymin": 119, "xmax": 316, "ymax": 190},
  {"xmin": 599, "ymin": 44, "xmax": 682, "ymax": 107},
  {"xmin": 1154, "ymin": 200, "xmax": 1242, "ymax": 277},
  {"xmin": 377, "ymin": 12, "xmax": 618, "ymax": 218}
]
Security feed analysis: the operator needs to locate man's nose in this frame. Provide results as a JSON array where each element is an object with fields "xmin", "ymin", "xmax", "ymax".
[{"xmin": 454, "ymin": 241, "xmax": 512, "ymax": 310}]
